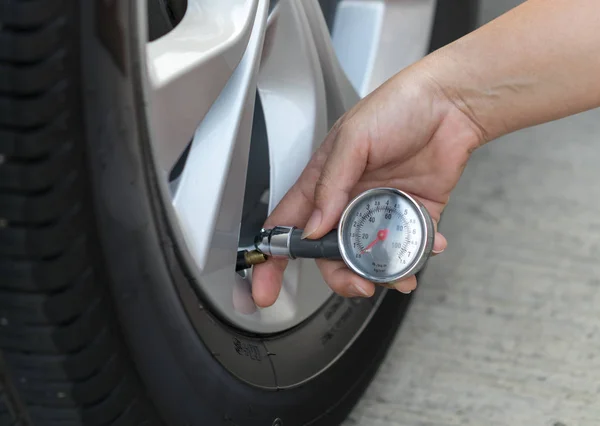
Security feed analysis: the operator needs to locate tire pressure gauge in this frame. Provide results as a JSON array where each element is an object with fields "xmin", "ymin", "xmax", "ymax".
[
  {"xmin": 240, "ymin": 188, "xmax": 435, "ymax": 284},
  {"xmin": 336, "ymin": 187, "xmax": 434, "ymax": 283}
]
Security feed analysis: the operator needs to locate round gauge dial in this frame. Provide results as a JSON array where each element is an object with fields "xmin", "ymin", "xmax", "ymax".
[{"xmin": 338, "ymin": 188, "xmax": 434, "ymax": 283}]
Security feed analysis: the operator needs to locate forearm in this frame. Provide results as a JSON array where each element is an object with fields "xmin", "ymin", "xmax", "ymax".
[{"xmin": 417, "ymin": 0, "xmax": 600, "ymax": 143}]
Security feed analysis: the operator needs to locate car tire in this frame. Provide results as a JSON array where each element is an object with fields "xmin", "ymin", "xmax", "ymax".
[{"xmin": 0, "ymin": 1, "xmax": 477, "ymax": 425}]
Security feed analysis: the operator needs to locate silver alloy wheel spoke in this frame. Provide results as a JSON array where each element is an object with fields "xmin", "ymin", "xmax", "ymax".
[
  {"xmin": 147, "ymin": 0, "xmax": 260, "ymax": 176},
  {"xmin": 169, "ymin": 0, "xmax": 268, "ymax": 277},
  {"xmin": 301, "ymin": 0, "xmax": 359, "ymax": 124},
  {"xmin": 259, "ymin": 0, "xmax": 329, "ymax": 215},
  {"xmin": 331, "ymin": 0, "xmax": 437, "ymax": 95},
  {"xmin": 141, "ymin": 0, "xmax": 437, "ymax": 333}
]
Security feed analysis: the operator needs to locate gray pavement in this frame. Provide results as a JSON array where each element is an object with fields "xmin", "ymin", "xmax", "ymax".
[{"xmin": 345, "ymin": 1, "xmax": 600, "ymax": 425}]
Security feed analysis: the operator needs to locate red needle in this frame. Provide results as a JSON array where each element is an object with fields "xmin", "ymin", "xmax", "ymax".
[{"xmin": 361, "ymin": 229, "xmax": 389, "ymax": 254}]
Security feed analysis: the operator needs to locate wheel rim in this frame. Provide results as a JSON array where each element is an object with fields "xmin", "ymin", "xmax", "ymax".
[{"xmin": 137, "ymin": 0, "xmax": 437, "ymax": 334}]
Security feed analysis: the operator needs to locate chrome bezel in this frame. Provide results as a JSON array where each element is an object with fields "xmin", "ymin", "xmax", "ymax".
[{"xmin": 337, "ymin": 187, "xmax": 434, "ymax": 284}]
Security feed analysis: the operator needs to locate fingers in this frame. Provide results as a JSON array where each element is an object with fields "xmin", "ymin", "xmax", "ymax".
[
  {"xmin": 316, "ymin": 259, "xmax": 419, "ymax": 297},
  {"xmin": 251, "ymin": 134, "xmax": 343, "ymax": 307},
  {"xmin": 389, "ymin": 275, "xmax": 418, "ymax": 294},
  {"xmin": 251, "ymin": 139, "xmax": 338, "ymax": 307},
  {"xmin": 251, "ymin": 258, "xmax": 288, "ymax": 307},
  {"xmin": 254, "ymin": 208, "xmax": 448, "ymax": 306},
  {"xmin": 302, "ymin": 133, "xmax": 369, "ymax": 239},
  {"xmin": 251, "ymin": 184, "xmax": 315, "ymax": 307},
  {"xmin": 315, "ymin": 259, "xmax": 375, "ymax": 298},
  {"xmin": 429, "ymin": 216, "xmax": 447, "ymax": 255},
  {"xmin": 432, "ymin": 231, "xmax": 447, "ymax": 255}
]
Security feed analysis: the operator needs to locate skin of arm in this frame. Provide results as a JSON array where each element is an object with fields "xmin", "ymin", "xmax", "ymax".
[{"xmin": 417, "ymin": 0, "xmax": 600, "ymax": 143}]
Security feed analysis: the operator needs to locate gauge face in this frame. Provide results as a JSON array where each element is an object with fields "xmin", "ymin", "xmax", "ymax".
[{"xmin": 338, "ymin": 188, "xmax": 428, "ymax": 283}]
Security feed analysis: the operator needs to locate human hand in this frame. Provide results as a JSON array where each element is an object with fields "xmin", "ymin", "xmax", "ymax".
[{"xmin": 251, "ymin": 66, "xmax": 483, "ymax": 308}]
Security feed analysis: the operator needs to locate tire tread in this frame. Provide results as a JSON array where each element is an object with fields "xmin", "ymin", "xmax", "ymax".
[{"xmin": 0, "ymin": 1, "xmax": 162, "ymax": 424}]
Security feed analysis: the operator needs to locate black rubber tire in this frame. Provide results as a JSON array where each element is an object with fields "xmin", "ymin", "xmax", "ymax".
[{"xmin": 0, "ymin": 1, "xmax": 477, "ymax": 425}]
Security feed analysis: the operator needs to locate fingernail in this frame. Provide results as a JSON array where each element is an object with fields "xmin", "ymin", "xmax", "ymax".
[
  {"xmin": 353, "ymin": 282, "xmax": 371, "ymax": 297},
  {"xmin": 301, "ymin": 209, "xmax": 322, "ymax": 239},
  {"xmin": 389, "ymin": 280, "xmax": 413, "ymax": 294},
  {"xmin": 432, "ymin": 248, "xmax": 445, "ymax": 254}
]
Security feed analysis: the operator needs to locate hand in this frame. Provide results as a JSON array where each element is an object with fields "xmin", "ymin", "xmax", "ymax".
[{"xmin": 252, "ymin": 66, "xmax": 483, "ymax": 307}]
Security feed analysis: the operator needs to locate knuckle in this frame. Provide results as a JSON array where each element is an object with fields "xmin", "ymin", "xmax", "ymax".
[
  {"xmin": 329, "ymin": 114, "xmax": 347, "ymax": 137},
  {"xmin": 328, "ymin": 279, "xmax": 350, "ymax": 296},
  {"xmin": 314, "ymin": 178, "xmax": 333, "ymax": 204}
]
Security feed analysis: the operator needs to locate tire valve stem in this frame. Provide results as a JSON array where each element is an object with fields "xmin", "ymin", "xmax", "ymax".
[
  {"xmin": 236, "ymin": 249, "xmax": 268, "ymax": 272},
  {"xmin": 235, "ymin": 226, "xmax": 341, "ymax": 272}
]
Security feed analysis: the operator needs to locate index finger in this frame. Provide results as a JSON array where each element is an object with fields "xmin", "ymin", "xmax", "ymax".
[
  {"xmin": 251, "ymin": 183, "xmax": 315, "ymax": 307},
  {"xmin": 250, "ymin": 140, "xmax": 335, "ymax": 307}
]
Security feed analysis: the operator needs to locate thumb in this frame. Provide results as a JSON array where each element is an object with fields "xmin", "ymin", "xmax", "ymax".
[{"xmin": 302, "ymin": 135, "xmax": 368, "ymax": 239}]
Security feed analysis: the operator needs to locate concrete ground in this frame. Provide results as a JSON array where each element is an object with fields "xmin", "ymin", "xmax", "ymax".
[{"xmin": 345, "ymin": 1, "xmax": 600, "ymax": 425}]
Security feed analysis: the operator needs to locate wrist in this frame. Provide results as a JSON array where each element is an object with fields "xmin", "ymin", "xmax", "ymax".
[
  {"xmin": 394, "ymin": 53, "xmax": 487, "ymax": 155},
  {"xmin": 414, "ymin": 50, "xmax": 491, "ymax": 148}
]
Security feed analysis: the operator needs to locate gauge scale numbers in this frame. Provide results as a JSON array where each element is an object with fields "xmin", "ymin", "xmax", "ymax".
[{"xmin": 340, "ymin": 191, "xmax": 424, "ymax": 282}]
